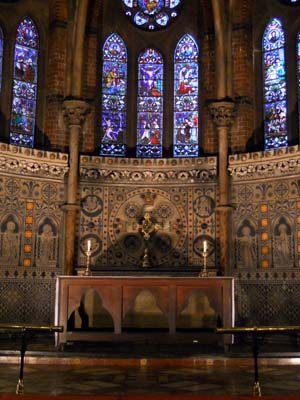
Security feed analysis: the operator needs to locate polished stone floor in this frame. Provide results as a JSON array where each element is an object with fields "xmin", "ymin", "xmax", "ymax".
[{"xmin": 1, "ymin": 335, "xmax": 300, "ymax": 396}]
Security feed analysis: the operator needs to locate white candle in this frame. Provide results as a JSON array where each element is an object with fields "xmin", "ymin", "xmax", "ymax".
[
  {"xmin": 87, "ymin": 239, "xmax": 91, "ymax": 252},
  {"xmin": 203, "ymin": 240, "xmax": 207, "ymax": 253}
]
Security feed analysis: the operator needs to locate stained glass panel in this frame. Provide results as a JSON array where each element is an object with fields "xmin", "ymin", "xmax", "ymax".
[
  {"xmin": 278, "ymin": 0, "xmax": 300, "ymax": 5},
  {"xmin": 0, "ymin": 27, "xmax": 3, "ymax": 94},
  {"xmin": 298, "ymin": 33, "xmax": 300, "ymax": 137},
  {"xmin": 121, "ymin": 0, "xmax": 182, "ymax": 31},
  {"xmin": 10, "ymin": 17, "xmax": 38, "ymax": 148},
  {"xmin": 263, "ymin": 18, "xmax": 287, "ymax": 149},
  {"xmin": 100, "ymin": 33, "xmax": 127, "ymax": 156},
  {"xmin": 137, "ymin": 48, "xmax": 163, "ymax": 157},
  {"xmin": 174, "ymin": 34, "xmax": 199, "ymax": 157}
]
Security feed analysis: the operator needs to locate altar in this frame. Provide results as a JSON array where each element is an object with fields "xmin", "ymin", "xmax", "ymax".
[{"xmin": 55, "ymin": 276, "xmax": 234, "ymax": 349}]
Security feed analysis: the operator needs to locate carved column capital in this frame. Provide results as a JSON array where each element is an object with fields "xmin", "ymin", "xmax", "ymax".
[
  {"xmin": 209, "ymin": 100, "xmax": 237, "ymax": 128},
  {"xmin": 62, "ymin": 99, "xmax": 90, "ymax": 129}
]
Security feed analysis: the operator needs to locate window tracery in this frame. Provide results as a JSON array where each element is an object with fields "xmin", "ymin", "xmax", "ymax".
[
  {"xmin": 173, "ymin": 34, "xmax": 199, "ymax": 157},
  {"xmin": 262, "ymin": 17, "xmax": 287, "ymax": 149},
  {"xmin": 10, "ymin": 16, "xmax": 39, "ymax": 148},
  {"xmin": 137, "ymin": 48, "xmax": 163, "ymax": 157},
  {"xmin": 0, "ymin": 27, "xmax": 3, "ymax": 94},
  {"xmin": 100, "ymin": 33, "xmax": 127, "ymax": 157},
  {"xmin": 297, "ymin": 32, "xmax": 300, "ymax": 135},
  {"xmin": 121, "ymin": 0, "xmax": 182, "ymax": 31}
]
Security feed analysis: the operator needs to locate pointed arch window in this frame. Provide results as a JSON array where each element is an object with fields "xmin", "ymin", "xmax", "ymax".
[
  {"xmin": 297, "ymin": 32, "xmax": 300, "ymax": 135},
  {"xmin": 137, "ymin": 48, "xmax": 163, "ymax": 157},
  {"xmin": 100, "ymin": 33, "xmax": 127, "ymax": 157},
  {"xmin": 262, "ymin": 18, "xmax": 287, "ymax": 149},
  {"xmin": 10, "ymin": 17, "xmax": 39, "ymax": 148},
  {"xmin": 0, "ymin": 27, "xmax": 3, "ymax": 94},
  {"xmin": 174, "ymin": 34, "xmax": 199, "ymax": 157}
]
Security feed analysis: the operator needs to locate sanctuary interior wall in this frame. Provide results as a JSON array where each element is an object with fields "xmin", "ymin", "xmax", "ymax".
[
  {"xmin": 0, "ymin": 144, "xmax": 68, "ymax": 325},
  {"xmin": 0, "ymin": 144, "xmax": 300, "ymax": 328},
  {"xmin": 230, "ymin": 145, "xmax": 300, "ymax": 325}
]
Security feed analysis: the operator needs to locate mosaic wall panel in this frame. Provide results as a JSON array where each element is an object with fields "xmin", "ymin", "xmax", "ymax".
[
  {"xmin": 235, "ymin": 280, "xmax": 300, "ymax": 326},
  {"xmin": 229, "ymin": 145, "xmax": 300, "ymax": 325},
  {"xmin": 3, "ymin": 141, "xmax": 300, "ymax": 328},
  {"xmin": 0, "ymin": 278, "xmax": 56, "ymax": 325},
  {"xmin": 78, "ymin": 156, "xmax": 218, "ymax": 274},
  {"xmin": 0, "ymin": 144, "xmax": 68, "ymax": 324}
]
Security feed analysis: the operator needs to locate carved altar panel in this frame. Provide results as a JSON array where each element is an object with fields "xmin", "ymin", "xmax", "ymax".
[{"xmin": 55, "ymin": 276, "xmax": 234, "ymax": 348}]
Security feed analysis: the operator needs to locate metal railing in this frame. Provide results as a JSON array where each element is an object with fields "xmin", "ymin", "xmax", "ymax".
[
  {"xmin": 216, "ymin": 326, "xmax": 300, "ymax": 397},
  {"xmin": 0, "ymin": 323, "xmax": 63, "ymax": 395}
]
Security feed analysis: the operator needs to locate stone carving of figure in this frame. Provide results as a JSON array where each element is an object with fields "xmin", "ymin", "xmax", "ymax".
[
  {"xmin": 2, "ymin": 221, "xmax": 19, "ymax": 263},
  {"xmin": 194, "ymin": 195, "xmax": 213, "ymax": 217},
  {"xmin": 239, "ymin": 226, "xmax": 255, "ymax": 268},
  {"xmin": 38, "ymin": 224, "xmax": 56, "ymax": 265},
  {"xmin": 276, "ymin": 223, "xmax": 291, "ymax": 265}
]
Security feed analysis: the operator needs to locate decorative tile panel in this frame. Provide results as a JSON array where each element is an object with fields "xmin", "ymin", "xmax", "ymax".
[
  {"xmin": 230, "ymin": 145, "xmax": 300, "ymax": 325},
  {"xmin": 79, "ymin": 156, "xmax": 218, "ymax": 272},
  {"xmin": 0, "ymin": 144, "xmax": 68, "ymax": 324}
]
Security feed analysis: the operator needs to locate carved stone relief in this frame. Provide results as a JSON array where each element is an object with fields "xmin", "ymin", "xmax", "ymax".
[
  {"xmin": 272, "ymin": 217, "xmax": 294, "ymax": 268},
  {"xmin": 0, "ymin": 215, "xmax": 21, "ymax": 265},
  {"xmin": 235, "ymin": 221, "xmax": 257, "ymax": 269}
]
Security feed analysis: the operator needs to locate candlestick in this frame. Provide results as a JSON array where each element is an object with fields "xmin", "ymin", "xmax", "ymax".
[
  {"xmin": 84, "ymin": 240, "xmax": 92, "ymax": 276},
  {"xmin": 199, "ymin": 240, "xmax": 208, "ymax": 277}
]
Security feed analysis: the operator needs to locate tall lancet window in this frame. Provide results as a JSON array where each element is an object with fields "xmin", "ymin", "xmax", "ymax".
[
  {"xmin": 10, "ymin": 17, "xmax": 39, "ymax": 148},
  {"xmin": 100, "ymin": 33, "xmax": 127, "ymax": 157},
  {"xmin": 263, "ymin": 18, "xmax": 287, "ymax": 149},
  {"xmin": 174, "ymin": 34, "xmax": 199, "ymax": 157},
  {"xmin": 0, "ymin": 27, "xmax": 3, "ymax": 94},
  {"xmin": 297, "ymin": 32, "xmax": 300, "ymax": 136},
  {"xmin": 137, "ymin": 48, "xmax": 163, "ymax": 157}
]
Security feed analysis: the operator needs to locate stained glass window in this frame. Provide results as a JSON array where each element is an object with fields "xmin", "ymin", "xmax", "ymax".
[
  {"xmin": 10, "ymin": 17, "xmax": 39, "ymax": 148},
  {"xmin": 263, "ymin": 18, "xmax": 287, "ymax": 149},
  {"xmin": 137, "ymin": 48, "xmax": 163, "ymax": 157},
  {"xmin": 0, "ymin": 27, "xmax": 3, "ymax": 94},
  {"xmin": 278, "ymin": 0, "xmax": 300, "ymax": 5},
  {"xmin": 100, "ymin": 33, "xmax": 127, "ymax": 157},
  {"xmin": 298, "ymin": 32, "xmax": 300, "ymax": 136},
  {"xmin": 174, "ymin": 34, "xmax": 199, "ymax": 157},
  {"xmin": 122, "ymin": 0, "xmax": 182, "ymax": 31}
]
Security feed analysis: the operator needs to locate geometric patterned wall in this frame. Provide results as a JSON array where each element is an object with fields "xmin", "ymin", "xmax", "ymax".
[
  {"xmin": 229, "ymin": 145, "xmax": 300, "ymax": 326},
  {"xmin": 0, "ymin": 143, "xmax": 68, "ymax": 324},
  {"xmin": 2, "ymin": 141, "xmax": 300, "ymax": 327},
  {"xmin": 78, "ymin": 155, "xmax": 219, "ymax": 275}
]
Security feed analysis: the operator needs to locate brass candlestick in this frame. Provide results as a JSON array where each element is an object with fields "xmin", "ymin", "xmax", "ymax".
[
  {"xmin": 84, "ymin": 240, "xmax": 92, "ymax": 276},
  {"xmin": 199, "ymin": 240, "xmax": 208, "ymax": 277}
]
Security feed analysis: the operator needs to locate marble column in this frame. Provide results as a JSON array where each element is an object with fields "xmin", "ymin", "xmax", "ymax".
[
  {"xmin": 62, "ymin": 99, "xmax": 90, "ymax": 275},
  {"xmin": 209, "ymin": 100, "xmax": 236, "ymax": 275}
]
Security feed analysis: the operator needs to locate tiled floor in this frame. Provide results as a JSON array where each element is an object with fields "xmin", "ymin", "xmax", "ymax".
[
  {"xmin": 1, "ymin": 336, "xmax": 300, "ymax": 396},
  {"xmin": 2, "ymin": 362, "xmax": 300, "ymax": 396}
]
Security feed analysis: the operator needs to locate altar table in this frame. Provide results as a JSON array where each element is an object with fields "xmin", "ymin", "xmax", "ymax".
[{"xmin": 55, "ymin": 276, "xmax": 234, "ymax": 349}]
